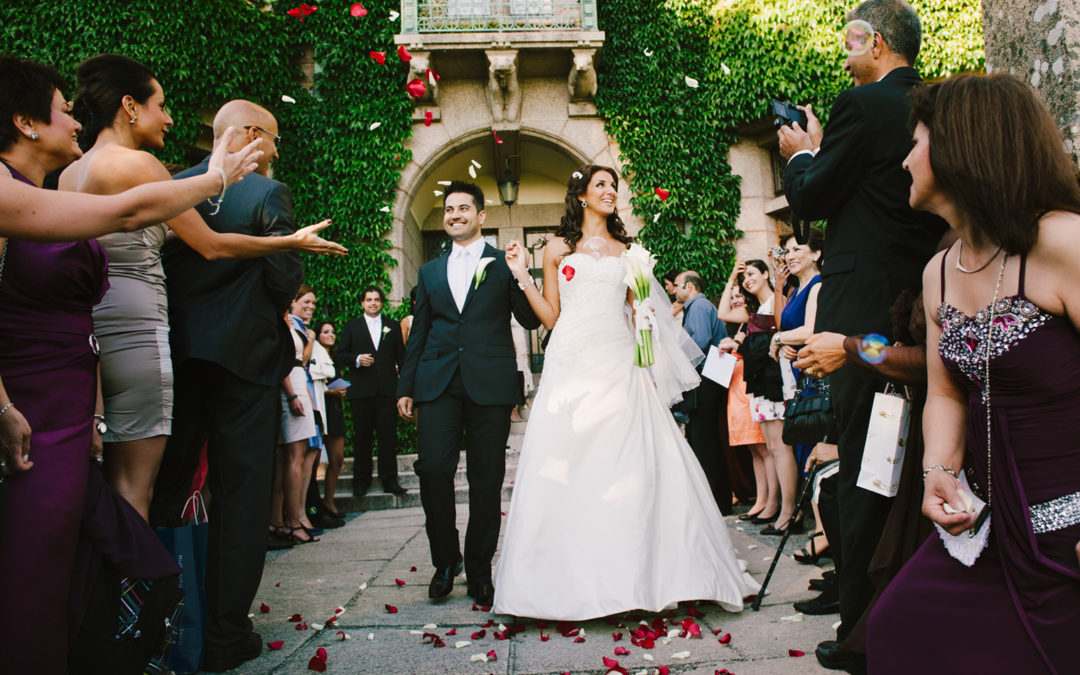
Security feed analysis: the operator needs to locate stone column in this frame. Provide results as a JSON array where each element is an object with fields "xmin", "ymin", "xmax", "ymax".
[{"xmin": 982, "ymin": 0, "xmax": 1080, "ymax": 167}]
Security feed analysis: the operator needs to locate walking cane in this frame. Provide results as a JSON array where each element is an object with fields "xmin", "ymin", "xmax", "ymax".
[{"xmin": 750, "ymin": 460, "xmax": 824, "ymax": 611}]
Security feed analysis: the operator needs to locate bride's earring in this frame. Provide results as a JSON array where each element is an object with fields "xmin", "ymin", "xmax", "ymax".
[
  {"xmin": 129, "ymin": 114, "xmax": 137, "ymax": 125},
  {"xmin": 29, "ymin": 131, "xmax": 38, "ymax": 141},
  {"xmin": 580, "ymin": 200, "xmax": 587, "ymax": 208}
]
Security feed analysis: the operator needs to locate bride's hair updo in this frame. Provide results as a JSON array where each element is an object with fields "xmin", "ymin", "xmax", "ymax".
[{"xmin": 555, "ymin": 164, "xmax": 633, "ymax": 253}]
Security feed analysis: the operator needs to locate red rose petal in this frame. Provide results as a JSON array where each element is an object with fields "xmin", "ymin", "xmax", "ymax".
[
  {"xmin": 493, "ymin": 129, "xmax": 503, "ymax": 144},
  {"xmin": 718, "ymin": 632, "xmax": 732, "ymax": 644},
  {"xmin": 369, "ymin": 51, "xmax": 386, "ymax": 65},
  {"xmin": 716, "ymin": 670, "xmax": 733, "ymax": 675},
  {"xmin": 300, "ymin": 3, "xmax": 317, "ymax": 15},
  {"xmin": 275, "ymin": 582, "xmax": 281, "ymax": 587},
  {"xmin": 267, "ymin": 640, "xmax": 284, "ymax": 650},
  {"xmin": 398, "ymin": 45, "xmax": 412, "ymax": 62},
  {"xmin": 562, "ymin": 265, "xmax": 575, "ymax": 281},
  {"xmin": 287, "ymin": 7, "xmax": 302, "ymax": 19},
  {"xmin": 573, "ymin": 636, "xmax": 585, "ymax": 643},
  {"xmin": 613, "ymin": 646, "xmax": 630, "ymax": 655},
  {"xmin": 612, "ymin": 631, "xmax": 623, "ymax": 641},
  {"xmin": 423, "ymin": 111, "xmax": 433, "ymax": 127},
  {"xmin": 337, "ymin": 631, "xmax": 347, "ymax": 640},
  {"xmin": 655, "ymin": 187, "xmax": 670, "ymax": 201},
  {"xmin": 395, "ymin": 578, "xmax": 405, "ymax": 586},
  {"xmin": 445, "ymin": 628, "xmax": 457, "ymax": 635},
  {"xmin": 603, "ymin": 657, "xmax": 619, "ymax": 668},
  {"xmin": 482, "ymin": 619, "xmax": 495, "ymax": 628},
  {"xmin": 540, "ymin": 630, "xmax": 550, "ymax": 642},
  {"xmin": 296, "ymin": 622, "xmax": 308, "ymax": 630},
  {"xmin": 326, "ymin": 616, "xmax": 337, "ymax": 624},
  {"xmin": 350, "ymin": 2, "xmax": 367, "ymax": 17},
  {"xmin": 433, "ymin": 637, "xmax": 445, "ymax": 648},
  {"xmin": 384, "ymin": 604, "xmax": 398, "ymax": 614},
  {"xmin": 307, "ymin": 656, "xmax": 326, "ymax": 672},
  {"xmin": 657, "ymin": 667, "xmax": 670, "ymax": 675},
  {"xmin": 789, "ymin": 649, "xmax": 805, "ymax": 657},
  {"xmin": 288, "ymin": 613, "xmax": 303, "ymax": 622},
  {"xmin": 425, "ymin": 67, "xmax": 441, "ymax": 82},
  {"xmin": 315, "ymin": 647, "xmax": 327, "ymax": 662},
  {"xmin": 494, "ymin": 630, "xmax": 508, "ymax": 641},
  {"xmin": 334, "ymin": 607, "xmax": 344, "ymax": 614},
  {"xmin": 410, "ymin": 566, "xmax": 418, "ymax": 572},
  {"xmin": 712, "ymin": 628, "xmax": 724, "ymax": 635},
  {"xmin": 259, "ymin": 603, "xmax": 270, "ymax": 614},
  {"xmin": 687, "ymin": 606, "xmax": 705, "ymax": 618},
  {"xmin": 472, "ymin": 629, "xmax": 486, "ymax": 640},
  {"xmin": 406, "ymin": 79, "xmax": 426, "ymax": 98},
  {"xmin": 486, "ymin": 649, "xmax": 497, "ymax": 661}
]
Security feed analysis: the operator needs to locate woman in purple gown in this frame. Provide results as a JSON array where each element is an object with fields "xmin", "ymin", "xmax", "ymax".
[
  {"xmin": 0, "ymin": 57, "xmax": 177, "ymax": 675},
  {"xmin": 868, "ymin": 74, "xmax": 1080, "ymax": 673}
]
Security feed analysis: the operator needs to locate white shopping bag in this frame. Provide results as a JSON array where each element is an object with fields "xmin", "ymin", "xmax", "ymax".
[{"xmin": 856, "ymin": 385, "xmax": 910, "ymax": 497}]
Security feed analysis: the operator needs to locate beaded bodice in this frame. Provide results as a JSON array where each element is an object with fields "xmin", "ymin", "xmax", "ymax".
[{"xmin": 937, "ymin": 296, "xmax": 1053, "ymax": 402}]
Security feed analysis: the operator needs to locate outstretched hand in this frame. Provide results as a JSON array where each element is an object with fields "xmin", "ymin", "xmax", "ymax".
[
  {"xmin": 208, "ymin": 127, "xmax": 264, "ymax": 188},
  {"xmin": 293, "ymin": 219, "xmax": 348, "ymax": 256}
]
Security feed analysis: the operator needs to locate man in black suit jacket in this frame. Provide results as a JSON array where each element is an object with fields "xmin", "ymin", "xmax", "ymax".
[
  {"xmin": 779, "ymin": 1, "xmax": 947, "ymax": 670},
  {"xmin": 397, "ymin": 181, "xmax": 539, "ymax": 606},
  {"xmin": 150, "ymin": 101, "xmax": 302, "ymax": 672},
  {"xmin": 336, "ymin": 286, "xmax": 407, "ymax": 496}
]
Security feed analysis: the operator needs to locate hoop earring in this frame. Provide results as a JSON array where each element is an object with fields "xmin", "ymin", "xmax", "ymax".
[
  {"xmin": 580, "ymin": 200, "xmax": 587, "ymax": 208},
  {"xmin": 29, "ymin": 131, "xmax": 38, "ymax": 141}
]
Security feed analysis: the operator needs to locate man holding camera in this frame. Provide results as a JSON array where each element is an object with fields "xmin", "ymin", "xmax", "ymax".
[{"xmin": 777, "ymin": 1, "xmax": 946, "ymax": 671}]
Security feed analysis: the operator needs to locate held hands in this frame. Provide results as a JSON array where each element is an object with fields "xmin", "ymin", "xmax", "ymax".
[
  {"xmin": 0, "ymin": 406, "xmax": 33, "ymax": 477},
  {"xmin": 504, "ymin": 240, "xmax": 529, "ymax": 279},
  {"xmin": 794, "ymin": 332, "xmax": 848, "ymax": 377},
  {"xmin": 922, "ymin": 470, "xmax": 978, "ymax": 535},
  {"xmin": 208, "ymin": 127, "xmax": 264, "ymax": 188},
  {"xmin": 293, "ymin": 220, "xmax": 348, "ymax": 256},
  {"xmin": 397, "ymin": 396, "xmax": 414, "ymax": 421},
  {"xmin": 780, "ymin": 345, "xmax": 798, "ymax": 361}
]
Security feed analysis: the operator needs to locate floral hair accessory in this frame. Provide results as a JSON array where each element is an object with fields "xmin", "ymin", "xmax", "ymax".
[{"xmin": 571, "ymin": 171, "xmax": 583, "ymax": 179}]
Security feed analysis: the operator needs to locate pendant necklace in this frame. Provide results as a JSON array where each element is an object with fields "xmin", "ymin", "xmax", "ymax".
[{"xmin": 956, "ymin": 240, "xmax": 1003, "ymax": 275}]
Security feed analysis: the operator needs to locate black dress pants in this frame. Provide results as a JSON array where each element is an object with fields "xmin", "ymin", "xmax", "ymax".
[
  {"xmin": 414, "ymin": 370, "xmax": 511, "ymax": 582},
  {"xmin": 830, "ymin": 363, "xmax": 891, "ymax": 648},
  {"xmin": 149, "ymin": 359, "xmax": 278, "ymax": 655},
  {"xmin": 686, "ymin": 378, "xmax": 733, "ymax": 515},
  {"xmin": 349, "ymin": 393, "xmax": 399, "ymax": 490}
]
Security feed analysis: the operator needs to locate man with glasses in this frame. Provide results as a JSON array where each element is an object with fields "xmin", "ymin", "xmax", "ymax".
[
  {"xmin": 776, "ymin": 1, "xmax": 947, "ymax": 672},
  {"xmin": 674, "ymin": 271, "xmax": 732, "ymax": 515}
]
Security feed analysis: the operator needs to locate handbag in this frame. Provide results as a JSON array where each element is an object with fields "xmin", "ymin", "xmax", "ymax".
[
  {"xmin": 781, "ymin": 374, "xmax": 836, "ymax": 446},
  {"xmin": 155, "ymin": 492, "xmax": 210, "ymax": 674},
  {"xmin": 856, "ymin": 384, "xmax": 911, "ymax": 497}
]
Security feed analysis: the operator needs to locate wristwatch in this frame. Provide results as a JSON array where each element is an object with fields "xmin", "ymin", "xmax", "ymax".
[
  {"xmin": 93, "ymin": 414, "xmax": 107, "ymax": 436},
  {"xmin": 517, "ymin": 276, "xmax": 534, "ymax": 291},
  {"xmin": 773, "ymin": 333, "xmax": 783, "ymax": 347}
]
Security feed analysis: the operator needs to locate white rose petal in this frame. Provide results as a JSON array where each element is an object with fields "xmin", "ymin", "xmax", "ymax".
[
  {"xmin": 389, "ymin": 10, "xmax": 399, "ymax": 21},
  {"xmin": 661, "ymin": 636, "xmax": 672, "ymax": 646},
  {"xmin": 468, "ymin": 165, "xmax": 477, "ymax": 179},
  {"xmin": 736, "ymin": 526, "xmax": 744, "ymax": 531},
  {"xmin": 409, "ymin": 629, "xmax": 424, "ymax": 635},
  {"xmin": 454, "ymin": 640, "xmax": 472, "ymax": 649},
  {"xmin": 281, "ymin": 95, "xmax": 297, "ymax": 104},
  {"xmin": 367, "ymin": 632, "xmax": 374, "ymax": 640},
  {"xmin": 672, "ymin": 650, "xmax": 692, "ymax": 659},
  {"xmin": 369, "ymin": 121, "xmax": 381, "ymax": 131},
  {"xmin": 684, "ymin": 76, "xmax": 699, "ymax": 88},
  {"xmin": 423, "ymin": 623, "xmax": 438, "ymax": 629},
  {"xmin": 469, "ymin": 654, "xmax": 488, "ymax": 663},
  {"xmin": 643, "ymin": 48, "xmax": 653, "ymax": 57},
  {"xmin": 311, "ymin": 623, "xmax": 324, "ymax": 631},
  {"xmin": 434, "ymin": 190, "xmax": 442, "ymax": 196},
  {"xmin": 247, "ymin": 613, "xmax": 254, "ymax": 619},
  {"xmin": 642, "ymin": 653, "xmax": 654, "ymax": 662},
  {"xmin": 652, "ymin": 212, "xmax": 661, "ymax": 223},
  {"xmin": 747, "ymin": 544, "xmax": 758, "ymax": 550},
  {"xmin": 667, "ymin": 628, "xmax": 681, "ymax": 638},
  {"xmin": 358, "ymin": 583, "xmax": 367, "ymax": 592},
  {"xmin": 497, "ymin": 623, "xmax": 507, "ymax": 632},
  {"xmin": 437, "ymin": 180, "xmax": 452, "ymax": 186},
  {"xmin": 780, "ymin": 613, "xmax": 805, "ymax": 622},
  {"xmin": 721, "ymin": 63, "xmax": 731, "ymax": 75},
  {"xmin": 380, "ymin": 206, "xmax": 390, "ymax": 212},
  {"xmin": 471, "ymin": 159, "xmax": 482, "ymax": 169}
]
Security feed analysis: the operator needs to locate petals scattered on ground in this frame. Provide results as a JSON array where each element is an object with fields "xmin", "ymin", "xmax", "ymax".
[
  {"xmin": 672, "ymin": 650, "xmax": 691, "ymax": 659},
  {"xmin": 288, "ymin": 613, "xmax": 303, "ymax": 622},
  {"xmin": 789, "ymin": 649, "xmax": 805, "ymax": 657},
  {"xmin": 718, "ymin": 632, "xmax": 732, "ymax": 644},
  {"xmin": 394, "ymin": 578, "xmax": 405, "ymax": 586},
  {"xmin": 384, "ymin": 604, "xmax": 398, "ymax": 614},
  {"xmin": 307, "ymin": 656, "xmax": 327, "ymax": 672},
  {"xmin": 267, "ymin": 640, "xmax": 284, "ymax": 650},
  {"xmin": 259, "ymin": 603, "xmax": 270, "ymax": 613},
  {"xmin": 780, "ymin": 613, "xmax": 805, "ymax": 622}
]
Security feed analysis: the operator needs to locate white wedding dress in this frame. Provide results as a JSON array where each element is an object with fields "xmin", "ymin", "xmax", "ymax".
[{"xmin": 493, "ymin": 253, "xmax": 760, "ymax": 620}]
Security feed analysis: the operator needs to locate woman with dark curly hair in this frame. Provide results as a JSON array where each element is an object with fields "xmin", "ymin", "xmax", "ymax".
[
  {"xmin": 868, "ymin": 73, "xmax": 1080, "ymax": 672},
  {"xmin": 493, "ymin": 165, "xmax": 759, "ymax": 619}
]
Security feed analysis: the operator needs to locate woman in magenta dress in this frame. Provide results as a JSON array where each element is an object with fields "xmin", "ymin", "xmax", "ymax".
[
  {"xmin": 868, "ymin": 74, "xmax": 1080, "ymax": 673},
  {"xmin": 0, "ymin": 57, "xmax": 177, "ymax": 675}
]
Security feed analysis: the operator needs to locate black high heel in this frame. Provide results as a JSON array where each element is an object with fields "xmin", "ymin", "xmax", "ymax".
[
  {"xmin": 288, "ymin": 526, "xmax": 320, "ymax": 544},
  {"xmin": 738, "ymin": 509, "xmax": 765, "ymax": 522},
  {"xmin": 749, "ymin": 512, "xmax": 778, "ymax": 525},
  {"xmin": 794, "ymin": 531, "xmax": 831, "ymax": 563},
  {"xmin": 760, "ymin": 517, "xmax": 805, "ymax": 536}
]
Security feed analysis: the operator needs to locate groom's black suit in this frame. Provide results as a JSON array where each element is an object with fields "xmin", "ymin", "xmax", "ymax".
[{"xmin": 398, "ymin": 244, "xmax": 538, "ymax": 583}]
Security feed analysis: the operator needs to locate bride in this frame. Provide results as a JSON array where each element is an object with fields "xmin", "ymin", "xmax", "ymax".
[{"xmin": 494, "ymin": 165, "xmax": 759, "ymax": 620}]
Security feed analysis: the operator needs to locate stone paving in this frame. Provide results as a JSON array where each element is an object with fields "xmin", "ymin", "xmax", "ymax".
[{"xmin": 210, "ymin": 504, "xmax": 837, "ymax": 674}]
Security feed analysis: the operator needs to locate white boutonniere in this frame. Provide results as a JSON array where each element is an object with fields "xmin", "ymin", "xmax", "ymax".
[
  {"xmin": 474, "ymin": 257, "xmax": 496, "ymax": 289},
  {"xmin": 381, "ymin": 326, "xmax": 391, "ymax": 335}
]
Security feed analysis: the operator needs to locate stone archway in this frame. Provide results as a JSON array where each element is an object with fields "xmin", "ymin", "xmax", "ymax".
[{"xmin": 387, "ymin": 124, "xmax": 638, "ymax": 302}]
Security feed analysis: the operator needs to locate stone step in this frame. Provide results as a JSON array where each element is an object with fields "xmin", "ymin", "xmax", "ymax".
[
  {"xmin": 331, "ymin": 446, "xmax": 523, "ymax": 474},
  {"xmin": 329, "ymin": 483, "xmax": 515, "ymax": 514},
  {"xmin": 326, "ymin": 462, "xmax": 518, "ymax": 492}
]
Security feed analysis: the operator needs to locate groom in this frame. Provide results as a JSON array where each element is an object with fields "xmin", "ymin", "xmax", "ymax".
[{"xmin": 397, "ymin": 181, "xmax": 539, "ymax": 606}]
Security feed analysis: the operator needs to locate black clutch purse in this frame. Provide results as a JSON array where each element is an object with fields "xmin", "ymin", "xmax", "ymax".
[{"xmin": 782, "ymin": 374, "xmax": 836, "ymax": 446}]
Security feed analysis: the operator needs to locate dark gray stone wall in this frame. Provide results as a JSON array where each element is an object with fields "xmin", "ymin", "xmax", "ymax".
[{"xmin": 982, "ymin": 0, "xmax": 1080, "ymax": 167}]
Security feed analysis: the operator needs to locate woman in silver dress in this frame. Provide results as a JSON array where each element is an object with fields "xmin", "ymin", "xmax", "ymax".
[{"xmin": 59, "ymin": 54, "xmax": 343, "ymax": 519}]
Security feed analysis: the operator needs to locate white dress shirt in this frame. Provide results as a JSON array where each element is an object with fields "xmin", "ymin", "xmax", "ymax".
[
  {"xmin": 357, "ymin": 313, "xmax": 383, "ymax": 367},
  {"xmin": 447, "ymin": 239, "xmax": 486, "ymax": 312}
]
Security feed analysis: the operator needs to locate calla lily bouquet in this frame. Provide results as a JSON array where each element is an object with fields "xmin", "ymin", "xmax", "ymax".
[{"xmin": 623, "ymin": 243, "xmax": 658, "ymax": 367}]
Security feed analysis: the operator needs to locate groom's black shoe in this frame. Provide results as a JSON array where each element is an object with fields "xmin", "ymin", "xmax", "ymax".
[
  {"xmin": 428, "ymin": 557, "xmax": 463, "ymax": 600},
  {"xmin": 815, "ymin": 640, "xmax": 867, "ymax": 674},
  {"xmin": 467, "ymin": 580, "xmax": 495, "ymax": 607}
]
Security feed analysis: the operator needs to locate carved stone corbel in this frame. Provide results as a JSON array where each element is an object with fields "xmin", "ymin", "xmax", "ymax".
[
  {"xmin": 567, "ymin": 48, "xmax": 597, "ymax": 103},
  {"xmin": 485, "ymin": 49, "xmax": 521, "ymax": 123}
]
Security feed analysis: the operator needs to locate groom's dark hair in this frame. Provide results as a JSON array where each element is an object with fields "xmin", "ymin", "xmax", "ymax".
[{"xmin": 443, "ymin": 181, "xmax": 485, "ymax": 210}]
